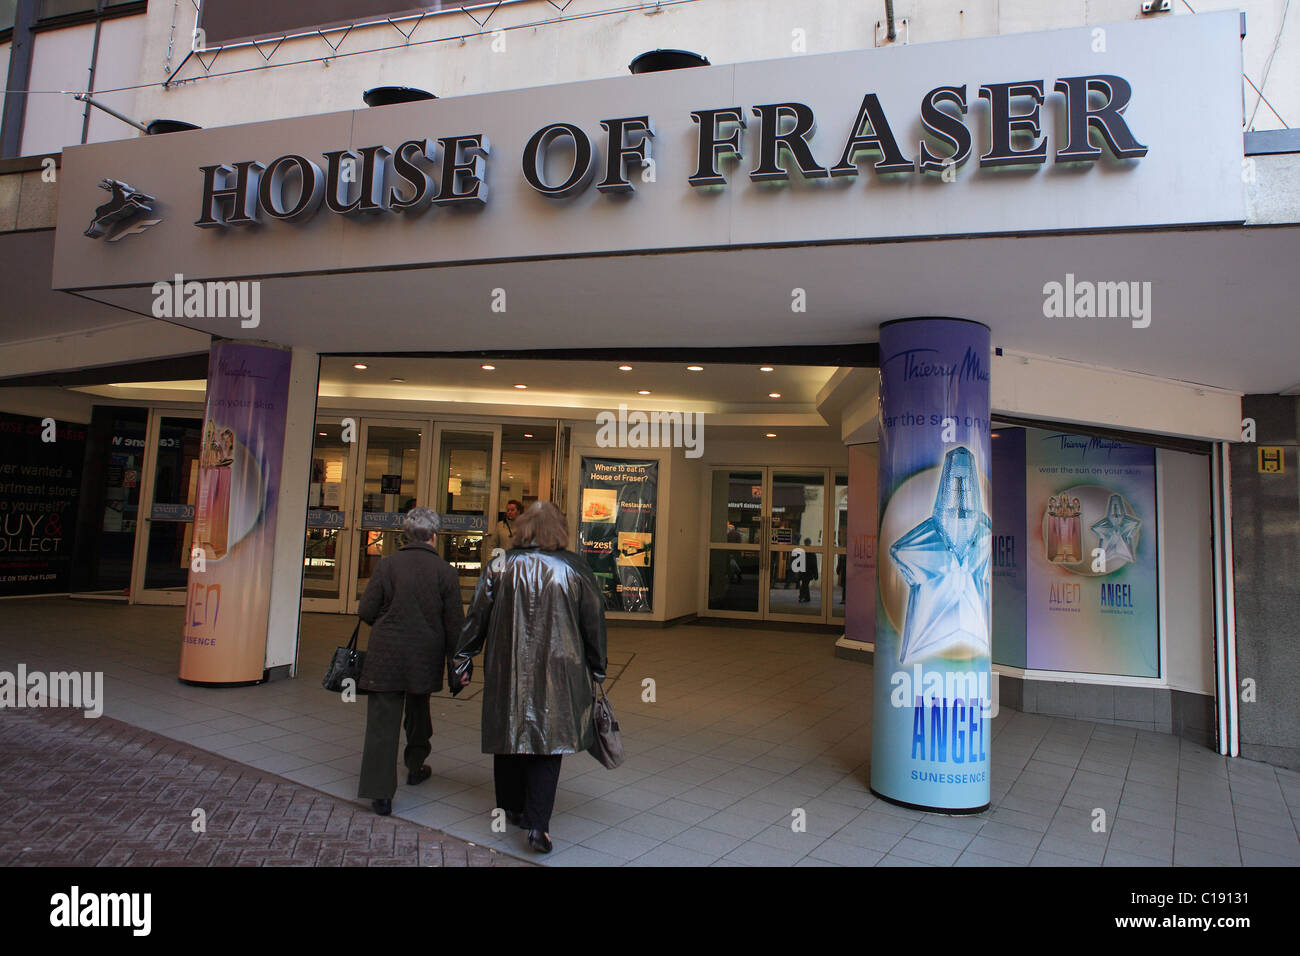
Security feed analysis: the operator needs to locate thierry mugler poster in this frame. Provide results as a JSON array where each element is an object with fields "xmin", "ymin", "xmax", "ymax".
[
  {"xmin": 1024, "ymin": 427, "xmax": 1159, "ymax": 677},
  {"xmin": 579, "ymin": 457, "xmax": 657, "ymax": 612},
  {"xmin": 0, "ymin": 413, "xmax": 86, "ymax": 596}
]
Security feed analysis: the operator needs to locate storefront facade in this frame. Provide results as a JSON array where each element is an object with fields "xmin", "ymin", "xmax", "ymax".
[{"xmin": 2, "ymin": 2, "xmax": 1298, "ymax": 774}]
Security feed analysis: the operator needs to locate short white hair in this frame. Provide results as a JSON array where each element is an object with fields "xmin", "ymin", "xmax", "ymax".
[{"xmin": 403, "ymin": 507, "xmax": 441, "ymax": 542}]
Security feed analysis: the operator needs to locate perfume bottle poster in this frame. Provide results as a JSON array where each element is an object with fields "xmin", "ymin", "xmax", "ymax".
[
  {"xmin": 180, "ymin": 342, "xmax": 293, "ymax": 683},
  {"xmin": 1024, "ymin": 428, "xmax": 1159, "ymax": 677}
]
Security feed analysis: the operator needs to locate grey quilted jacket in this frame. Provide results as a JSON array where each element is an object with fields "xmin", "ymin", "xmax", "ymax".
[{"xmin": 357, "ymin": 543, "xmax": 464, "ymax": 694}]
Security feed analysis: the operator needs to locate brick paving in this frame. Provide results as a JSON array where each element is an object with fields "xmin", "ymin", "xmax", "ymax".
[{"xmin": 0, "ymin": 707, "xmax": 531, "ymax": 867}]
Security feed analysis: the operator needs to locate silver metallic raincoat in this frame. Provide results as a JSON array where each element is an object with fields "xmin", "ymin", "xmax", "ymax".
[{"xmin": 455, "ymin": 545, "xmax": 608, "ymax": 755}]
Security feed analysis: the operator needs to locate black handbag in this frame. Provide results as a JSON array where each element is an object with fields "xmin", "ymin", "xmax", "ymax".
[
  {"xmin": 322, "ymin": 620, "xmax": 366, "ymax": 693},
  {"xmin": 588, "ymin": 682, "xmax": 625, "ymax": 769}
]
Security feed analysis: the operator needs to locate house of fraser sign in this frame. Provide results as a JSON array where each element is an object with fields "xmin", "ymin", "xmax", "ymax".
[{"xmin": 193, "ymin": 75, "xmax": 1147, "ymax": 228}]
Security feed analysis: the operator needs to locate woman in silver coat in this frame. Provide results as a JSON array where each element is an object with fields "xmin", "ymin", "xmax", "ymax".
[{"xmin": 453, "ymin": 500, "xmax": 607, "ymax": 853}]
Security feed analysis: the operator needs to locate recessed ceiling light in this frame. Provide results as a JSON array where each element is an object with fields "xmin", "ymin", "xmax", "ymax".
[
  {"xmin": 760, "ymin": 366, "xmax": 774, "ymax": 372},
  {"xmin": 389, "ymin": 377, "xmax": 406, "ymax": 383},
  {"xmin": 514, "ymin": 384, "xmax": 528, "ymax": 389},
  {"xmin": 318, "ymin": 432, "xmax": 327, "ymax": 437},
  {"xmin": 765, "ymin": 433, "xmax": 777, "ymax": 438},
  {"xmin": 638, "ymin": 390, "xmax": 651, "ymax": 395},
  {"xmin": 523, "ymin": 433, "xmax": 533, "ymax": 438},
  {"xmin": 481, "ymin": 364, "xmax": 496, "ymax": 370},
  {"xmin": 686, "ymin": 365, "xmax": 704, "ymax": 371},
  {"xmin": 618, "ymin": 365, "xmax": 633, "ymax": 371},
  {"xmin": 769, "ymin": 392, "xmax": 781, "ymax": 398},
  {"xmin": 353, "ymin": 363, "xmax": 368, "ymax": 370}
]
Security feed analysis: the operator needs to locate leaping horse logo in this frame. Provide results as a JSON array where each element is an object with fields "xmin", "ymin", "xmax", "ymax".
[{"xmin": 84, "ymin": 178, "xmax": 161, "ymax": 241}]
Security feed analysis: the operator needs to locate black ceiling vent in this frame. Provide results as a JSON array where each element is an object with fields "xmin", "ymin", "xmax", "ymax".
[
  {"xmin": 363, "ymin": 87, "xmax": 437, "ymax": 107},
  {"xmin": 145, "ymin": 119, "xmax": 201, "ymax": 135},
  {"xmin": 628, "ymin": 50, "xmax": 710, "ymax": 74}
]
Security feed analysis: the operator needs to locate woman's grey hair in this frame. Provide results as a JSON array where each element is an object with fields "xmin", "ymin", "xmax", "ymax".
[{"xmin": 402, "ymin": 506, "xmax": 441, "ymax": 542}]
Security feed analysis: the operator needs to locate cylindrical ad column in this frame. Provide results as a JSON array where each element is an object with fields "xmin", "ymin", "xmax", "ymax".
[{"xmin": 872, "ymin": 318, "xmax": 992, "ymax": 813}]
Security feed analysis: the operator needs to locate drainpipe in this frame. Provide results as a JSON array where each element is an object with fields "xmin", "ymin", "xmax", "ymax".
[{"xmin": 885, "ymin": 0, "xmax": 897, "ymax": 42}]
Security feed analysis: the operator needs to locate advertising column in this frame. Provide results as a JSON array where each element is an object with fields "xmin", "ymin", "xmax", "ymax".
[
  {"xmin": 872, "ymin": 318, "xmax": 992, "ymax": 813},
  {"xmin": 180, "ymin": 341, "xmax": 293, "ymax": 684}
]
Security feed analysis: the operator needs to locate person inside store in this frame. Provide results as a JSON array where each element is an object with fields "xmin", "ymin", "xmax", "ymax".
[
  {"xmin": 452, "ymin": 500, "xmax": 608, "ymax": 854},
  {"xmin": 355, "ymin": 507, "xmax": 465, "ymax": 816},
  {"xmin": 799, "ymin": 538, "xmax": 819, "ymax": 604},
  {"xmin": 494, "ymin": 499, "xmax": 523, "ymax": 551}
]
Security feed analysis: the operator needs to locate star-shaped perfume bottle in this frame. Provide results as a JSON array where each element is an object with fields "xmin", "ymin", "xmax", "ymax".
[
  {"xmin": 889, "ymin": 447, "xmax": 992, "ymax": 665},
  {"xmin": 1090, "ymin": 494, "xmax": 1141, "ymax": 570}
]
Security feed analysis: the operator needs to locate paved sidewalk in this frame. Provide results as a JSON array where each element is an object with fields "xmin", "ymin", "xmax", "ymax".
[
  {"xmin": 0, "ymin": 706, "xmax": 530, "ymax": 867},
  {"xmin": 2, "ymin": 598, "xmax": 1298, "ymax": 866}
]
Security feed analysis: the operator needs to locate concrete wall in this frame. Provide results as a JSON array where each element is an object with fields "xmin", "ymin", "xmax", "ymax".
[
  {"xmin": 1231, "ymin": 395, "xmax": 1300, "ymax": 769},
  {"xmin": 110, "ymin": 0, "xmax": 1295, "ymax": 138}
]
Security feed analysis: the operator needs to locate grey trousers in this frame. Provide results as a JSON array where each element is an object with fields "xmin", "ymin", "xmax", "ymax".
[{"xmin": 358, "ymin": 691, "xmax": 432, "ymax": 800}]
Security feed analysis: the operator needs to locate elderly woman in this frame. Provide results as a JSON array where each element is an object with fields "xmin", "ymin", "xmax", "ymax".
[
  {"xmin": 453, "ymin": 501, "xmax": 607, "ymax": 853},
  {"xmin": 356, "ymin": 506, "xmax": 465, "ymax": 816}
]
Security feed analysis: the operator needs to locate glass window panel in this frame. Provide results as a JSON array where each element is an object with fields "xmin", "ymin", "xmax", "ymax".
[
  {"xmin": 830, "ymin": 551, "xmax": 846, "ymax": 619},
  {"xmin": 40, "ymin": 0, "xmax": 96, "ymax": 19},
  {"xmin": 710, "ymin": 470, "xmax": 762, "ymax": 544},
  {"xmin": 770, "ymin": 472, "xmax": 824, "ymax": 547},
  {"xmin": 436, "ymin": 430, "xmax": 493, "ymax": 591},
  {"xmin": 768, "ymin": 548, "xmax": 823, "ymax": 616},
  {"xmin": 834, "ymin": 472, "xmax": 848, "ymax": 547},
  {"xmin": 142, "ymin": 417, "xmax": 202, "ymax": 591},
  {"xmin": 707, "ymin": 548, "xmax": 758, "ymax": 612},
  {"xmin": 355, "ymin": 425, "xmax": 421, "ymax": 593}
]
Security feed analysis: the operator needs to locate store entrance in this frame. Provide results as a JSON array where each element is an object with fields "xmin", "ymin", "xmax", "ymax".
[
  {"xmin": 301, "ymin": 416, "xmax": 564, "ymax": 613},
  {"xmin": 705, "ymin": 466, "xmax": 848, "ymax": 624}
]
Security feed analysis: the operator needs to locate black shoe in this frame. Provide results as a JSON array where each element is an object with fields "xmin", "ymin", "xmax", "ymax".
[
  {"xmin": 371, "ymin": 798, "xmax": 392, "ymax": 816},
  {"xmin": 527, "ymin": 829, "xmax": 552, "ymax": 854},
  {"xmin": 506, "ymin": 811, "xmax": 525, "ymax": 829},
  {"xmin": 407, "ymin": 765, "xmax": 432, "ymax": 786}
]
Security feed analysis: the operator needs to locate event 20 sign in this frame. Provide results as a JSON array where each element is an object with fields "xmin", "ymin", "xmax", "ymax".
[{"xmin": 194, "ymin": 74, "xmax": 1146, "ymax": 227}]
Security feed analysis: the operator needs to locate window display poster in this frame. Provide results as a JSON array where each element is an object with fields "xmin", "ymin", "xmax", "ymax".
[
  {"xmin": 0, "ymin": 413, "xmax": 86, "ymax": 596},
  {"xmin": 579, "ymin": 457, "xmax": 657, "ymax": 612},
  {"xmin": 1024, "ymin": 427, "xmax": 1158, "ymax": 677},
  {"xmin": 991, "ymin": 428, "xmax": 1027, "ymax": 669}
]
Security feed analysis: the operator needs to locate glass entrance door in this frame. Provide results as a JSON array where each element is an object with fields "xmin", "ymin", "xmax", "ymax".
[
  {"xmin": 134, "ymin": 413, "xmax": 204, "ymax": 604},
  {"xmin": 705, "ymin": 466, "xmax": 835, "ymax": 623},
  {"xmin": 302, "ymin": 420, "xmax": 356, "ymax": 611},
  {"xmin": 432, "ymin": 424, "xmax": 500, "ymax": 607},
  {"xmin": 349, "ymin": 421, "xmax": 428, "ymax": 612}
]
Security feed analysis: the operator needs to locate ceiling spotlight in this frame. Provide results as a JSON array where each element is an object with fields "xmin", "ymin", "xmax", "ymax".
[
  {"xmin": 523, "ymin": 433, "xmax": 533, "ymax": 438},
  {"xmin": 765, "ymin": 433, "xmax": 777, "ymax": 438},
  {"xmin": 686, "ymin": 365, "xmax": 704, "ymax": 371},
  {"xmin": 353, "ymin": 363, "xmax": 368, "ymax": 370},
  {"xmin": 514, "ymin": 384, "xmax": 528, "ymax": 389},
  {"xmin": 318, "ymin": 432, "xmax": 327, "ymax": 437},
  {"xmin": 760, "ymin": 366, "xmax": 774, "ymax": 372},
  {"xmin": 618, "ymin": 365, "xmax": 633, "ymax": 371},
  {"xmin": 638, "ymin": 390, "xmax": 651, "ymax": 395},
  {"xmin": 768, "ymin": 392, "xmax": 782, "ymax": 398},
  {"xmin": 481, "ymin": 364, "xmax": 496, "ymax": 370},
  {"xmin": 389, "ymin": 377, "xmax": 406, "ymax": 383}
]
